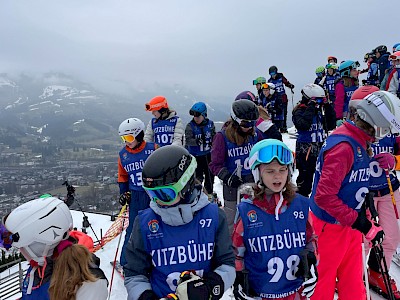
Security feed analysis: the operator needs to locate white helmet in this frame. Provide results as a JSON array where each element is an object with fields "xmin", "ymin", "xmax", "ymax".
[
  {"xmin": 356, "ymin": 91, "xmax": 400, "ymax": 139},
  {"xmin": 4, "ymin": 196, "xmax": 73, "ymax": 265},
  {"xmin": 118, "ymin": 118, "xmax": 145, "ymax": 137},
  {"xmin": 301, "ymin": 83, "xmax": 325, "ymax": 99}
]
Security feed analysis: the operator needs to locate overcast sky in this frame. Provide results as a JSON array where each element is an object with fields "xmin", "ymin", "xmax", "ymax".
[{"xmin": 0, "ymin": 0, "xmax": 398, "ymax": 99}]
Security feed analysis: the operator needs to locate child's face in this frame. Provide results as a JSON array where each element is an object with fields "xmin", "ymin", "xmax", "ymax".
[
  {"xmin": 262, "ymin": 88, "xmax": 270, "ymax": 97},
  {"xmin": 152, "ymin": 111, "xmax": 161, "ymax": 119},
  {"xmin": 327, "ymin": 68, "xmax": 334, "ymax": 75},
  {"xmin": 193, "ymin": 115, "xmax": 205, "ymax": 124},
  {"xmin": 259, "ymin": 161, "xmax": 288, "ymax": 193},
  {"xmin": 125, "ymin": 139, "xmax": 138, "ymax": 149}
]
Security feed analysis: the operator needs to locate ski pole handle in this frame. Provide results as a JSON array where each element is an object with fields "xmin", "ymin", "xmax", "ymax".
[{"xmin": 384, "ymin": 169, "xmax": 399, "ymax": 219}]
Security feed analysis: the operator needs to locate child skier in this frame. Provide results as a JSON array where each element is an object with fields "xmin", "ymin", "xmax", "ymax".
[
  {"xmin": 232, "ymin": 139, "xmax": 318, "ymax": 300},
  {"xmin": 268, "ymin": 66, "xmax": 295, "ymax": 133},
  {"xmin": 349, "ymin": 87, "xmax": 400, "ymax": 298},
  {"xmin": 144, "ymin": 96, "xmax": 184, "ymax": 147},
  {"xmin": 256, "ymin": 105, "xmax": 282, "ymax": 141},
  {"xmin": 253, "ymin": 76, "xmax": 267, "ymax": 104},
  {"xmin": 123, "ymin": 145, "xmax": 235, "ymax": 300},
  {"xmin": 185, "ymin": 101, "xmax": 216, "ymax": 195},
  {"xmin": 3, "ymin": 196, "xmax": 108, "ymax": 300},
  {"xmin": 261, "ymin": 82, "xmax": 284, "ymax": 131},
  {"xmin": 117, "ymin": 117, "xmax": 157, "ymax": 266},
  {"xmin": 209, "ymin": 98, "xmax": 261, "ymax": 233},
  {"xmin": 314, "ymin": 66, "xmax": 325, "ymax": 86},
  {"xmin": 292, "ymin": 84, "xmax": 336, "ymax": 197},
  {"xmin": 335, "ymin": 60, "xmax": 360, "ymax": 126},
  {"xmin": 323, "ymin": 63, "xmax": 340, "ymax": 104},
  {"xmin": 308, "ymin": 90, "xmax": 400, "ymax": 299}
]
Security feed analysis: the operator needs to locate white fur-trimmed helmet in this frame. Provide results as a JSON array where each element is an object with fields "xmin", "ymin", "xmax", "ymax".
[
  {"xmin": 118, "ymin": 118, "xmax": 145, "ymax": 137},
  {"xmin": 4, "ymin": 196, "xmax": 73, "ymax": 265}
]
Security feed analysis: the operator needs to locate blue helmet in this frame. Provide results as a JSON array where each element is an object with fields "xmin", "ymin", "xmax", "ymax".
[
  {"xmin": 393, "ymin": 43, "xmax": 400, "ymax": 51},
  {"xmin": 190, "ymin": 101, "xmax": 207, "ymax": 117},
  {"xmin": 339, "ymin": 60, "xmax": 360, "ymax": 77}
]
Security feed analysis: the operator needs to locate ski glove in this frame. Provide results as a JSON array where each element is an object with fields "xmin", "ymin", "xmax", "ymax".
[
  {"xmin": 352, "ymin": 209, "xmax": 385, "ymax": 246},
  {"xmin": 336, "ymin": 119, "xmax": 344, "ymax": 127},
  {"xmin": 374, "ymin": 152, "xmax": 396, "ymax": 170},
  {"xmin": 119, "ymin": 191, "xmax": 131, "ymax": 206},
  {"xmin": 301, "ymin": 265, "xmax": 318, "ymax": 298},
  {"xmin": 175, "ymin": 271, "xmax": 224, "ymax": 300},
  {"xmin": 160, "ymin": 294, "xmax": 178, "ymax": 300},
  {"xmin": 233, "ymin": 284, "xmax": 256, "ymax": 300},
  {"xmin": 295, "ymin": 249, "xmax": 318, "ymax": 298},
  {"xmin": 218, "ymin": 168, "xmax": 243, "ymax": 188}
]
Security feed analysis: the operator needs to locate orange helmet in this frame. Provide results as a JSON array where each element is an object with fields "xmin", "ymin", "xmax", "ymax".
[
  {"xmin": 145, "ymin": 96, "xmax": 169, "ymax": 112},
  {"xmin": 327, "ymin": 56, "xmax": 338, "ymax": 63}
]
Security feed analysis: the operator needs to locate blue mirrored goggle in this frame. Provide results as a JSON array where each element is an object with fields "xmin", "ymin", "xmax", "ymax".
[
  {"xmin": 257, "ymin": 144, "xmax": 293, "ymax": 165},
  {"xmin": 145, "ymin": 187, "xmax": 178, "ymax": 204}
]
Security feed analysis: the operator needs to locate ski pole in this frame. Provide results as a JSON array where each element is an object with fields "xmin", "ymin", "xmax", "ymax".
[
  {"xmin": 384, "ymin": 169, "xmax": 399, "ymax": 220},
  {"xmin": 362, "ymin": 241, "xmax": 370, "ymax": 300},
  {"xmin": 373, "ymin": 244, "xmax": 396, "ymax": 300},
  {"xmin": 108, "ymin": 204, "xmax": 128, "ymax": 299},
  {"xmin": 63, "ymin": 181, "xmax": 101, "ymax": 245}
]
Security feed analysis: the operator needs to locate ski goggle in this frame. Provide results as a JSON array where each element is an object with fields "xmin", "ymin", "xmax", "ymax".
[
  {"xmin": 189, "ymin": 110, "xmax": 202, "ymax": 117},
  {"xmin": 316, "ymin": 72, "xmax": 324, "ymax": 77},
  {"xmin": 120, "ymin": 134, "xmax": 135, "ymax": 143},
  {"xmin": 143, "ymin": 157, "xmax": 197, "ymax": 206},
  {"xmin": 261, "ymin": 83, "xmax": 273, "ymax": 90},
  {"xmin": 389, "ymin": 54, "xmax": 400, "ymax": 61},
  {"xmin": 269, "ymin": 71, "xmax": 277, "ymax": 76},
  {"xmin": 326, "ymin": 63, "xmax": 338, "ymax": 69},
  {"xmin": 249, "ymin": 144, "xmax": 293, "ymax": 169},
  {"xmin": 239, "ymin": 120, "xmax": 256, "ymax": 128},
  {"xmin": 253, "ymin": 79, "xmax": 266, "ymax": 85}
]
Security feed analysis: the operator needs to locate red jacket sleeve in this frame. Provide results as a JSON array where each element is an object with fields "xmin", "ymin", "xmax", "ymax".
[
  {"xmin": 118, "ymin": 157, "xmax": 129, "ymax": 183},
  {"xmin": 334, "ymin": 81, "xmax": 345, "ymax": 119},
  {"xmin": 314, "ymin": 142, "xmax": 358, "ymax": 226}
]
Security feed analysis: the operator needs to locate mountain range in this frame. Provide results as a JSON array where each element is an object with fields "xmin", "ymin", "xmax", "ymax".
[{"xmin": 0, "ymin": 73, "xmax": 230, "ymax": 148}]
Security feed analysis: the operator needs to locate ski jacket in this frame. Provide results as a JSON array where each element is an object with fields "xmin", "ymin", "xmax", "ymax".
[
  {"xmin": 377, "ymin": 52, "xmax": 391, "ymax": 82},
  {"xmin": 262, "ymin": 94, "xmax": 284, "ymax": 121},
  {"xmin": 124, "ymin": 187, "xmax": 235, "ymax": 300},
  {"xmin": 232, "ymin": 193, "xmax": 315, "ymax": 283},
  {"xmin": 334, "ymin": 79, "xmax": 358, "ymax": 119},
  {"xmin": 118, "ymin": 142, "xmax": 157, "ymax": 192},
  {"xmin": 386, "ymin": 68, "xmax": 400, "ymax": 97},
  {"xmin": 309, "ymin": 122, "xmax": 374, "ymax": 226},
  {"xmin": 185, "ymin": 118, "xmax": 216, "ymax": 156},
  {"xmin": 209, "ymin": 129, "xmax": 260, "ymax": 178},
  {"xmin": 369, "ymin": 134, "xmax": 400, "ymax": 191},
  {"xmin": 255, "ymin": 118, "xmax": 282, "ymax": 141},
  {"xmin": 292, "ymin": 101, "xmax": 336, "ymax": 143},
  {"xmin": 144, "ymin": 110, "xmax": 184, "ymax": 147},
  {"xmin": 268, "ymin": 73, "xmax": 294, "ymax": 104},
  {"xmin": 235, "ymin": 195, "xmax": 310, "ymax": 298},
  {"xmin": 366, "ymin": 62, "xmax": 380, "ymax": 86}
]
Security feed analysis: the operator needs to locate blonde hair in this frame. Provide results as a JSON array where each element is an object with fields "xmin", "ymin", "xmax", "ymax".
[
  {"xmin": 257, "ymin": 106, "xmax": 270, "ymax": 120},
  {"xmin": 49, "ymin": 244, "xmax": 97, "ymax": 300}
]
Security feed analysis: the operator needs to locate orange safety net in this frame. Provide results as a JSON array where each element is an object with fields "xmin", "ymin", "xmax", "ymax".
[{"xmin": 93, "ymin": 206, "xmax": 129, "ymax": 253}]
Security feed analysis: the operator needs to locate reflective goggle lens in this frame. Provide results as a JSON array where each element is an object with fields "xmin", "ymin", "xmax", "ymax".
[
  {"xmin": 145, "ymin": 187, "xmax": 178, "ymax": 204},
  {"xmin": 261, "ymin": 83, "xmax": 271, "ymax": 89},
  {"xmin": 258, "ymin": 144, "xmax": 293, "ymax": 165},
  {"xmin": 390, "ymin": 55, "xmax": 400, "ymax": 61},
  {"xmin": 120, "ymin": 135, "xmax": 135, "ymax": 143},
  {"xmin": 189, "ymin": 110, "xmax": 201, "ymax": 117},
  {"xmin": 240, "ymin": 120, "xmax": 256, "ymax": 128}
]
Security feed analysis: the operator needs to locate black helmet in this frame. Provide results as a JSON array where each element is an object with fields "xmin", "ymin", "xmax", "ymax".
[
  {"xmin": 142, "ymin": 145, "xmax": 197, "ymax": 205},
  {"xmin": 269, "ymin": 65, "xmax": 278, "ymax": 75},
  {"xmin": 231, "ymin": 100, "xmax": 259, "ymax": 125},
  {"xmin": 375, "ymin": 45, "xmax": 387, "ymax": 54}
]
